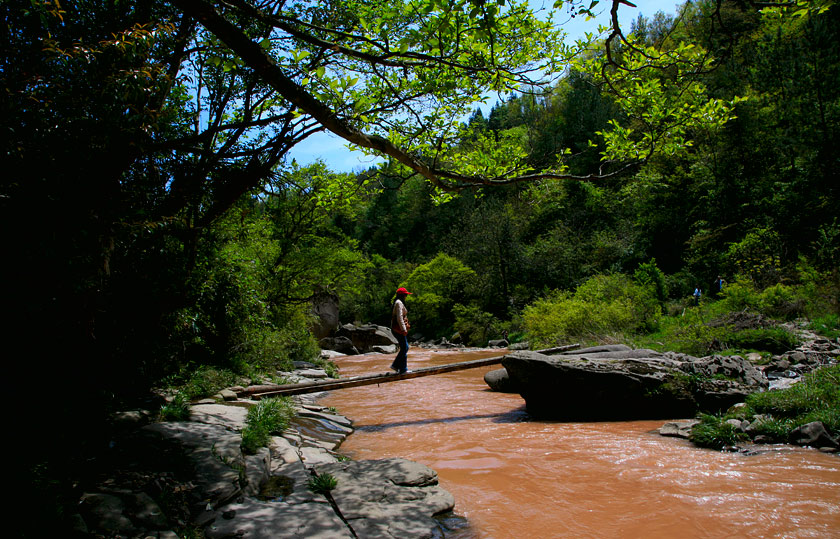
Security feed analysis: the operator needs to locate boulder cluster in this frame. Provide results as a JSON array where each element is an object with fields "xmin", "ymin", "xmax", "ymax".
[
  {"xmin": 71, "ymin": 364, "xmax": 455, "ymax": 538},
  {"xmin": 318, "ymin": 323, "xmax": 400, "ymax": 355}
]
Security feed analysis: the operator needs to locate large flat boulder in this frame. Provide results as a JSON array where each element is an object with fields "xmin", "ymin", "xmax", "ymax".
[{"xmin": 502, "ymin": 349, "xmax": 768, "ymax": 420}]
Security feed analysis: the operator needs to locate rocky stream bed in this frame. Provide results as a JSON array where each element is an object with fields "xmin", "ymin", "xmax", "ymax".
[{"xmin": 72, "ymin": 322, "xmax": 838, "ymax": 538}]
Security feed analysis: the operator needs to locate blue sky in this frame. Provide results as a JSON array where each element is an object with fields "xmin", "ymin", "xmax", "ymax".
[{"xmin": 286, "ymin": 0, "xmax": 684, "ymax": 173}]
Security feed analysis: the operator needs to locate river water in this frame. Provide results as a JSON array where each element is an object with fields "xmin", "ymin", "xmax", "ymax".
[{"xmin": 320, "ymin": 348, "xmax": 840, "ymax": 538}]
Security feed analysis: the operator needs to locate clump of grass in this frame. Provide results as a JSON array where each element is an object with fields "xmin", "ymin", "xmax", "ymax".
[
  {"xmin": 745, "ymin": 416, "xmax": 793, "ymax": 442},
  {"xmin": 689, "ymin": 413, "xmax": 748, "ymax": 450},
  {"xmin": 241, "ymin": 397, "xmax": 297, "ymax": 454},
  {"xmin": 808, "ymin": 314, "xmax": 840, "ymax": 339},
  {"xmin": 307, "ymin": 472, "xmax": 338, "ymax": 495},
  {"xmin": 745, "ymin": 365, "xmax": 840, "ymax": 436},
  {"xmin": 159, "ymin": 393, "xmax": 191, "ymax": 421}
]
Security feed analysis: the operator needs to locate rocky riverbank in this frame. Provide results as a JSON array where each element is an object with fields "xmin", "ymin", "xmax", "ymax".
[
  {"xmin": 71, "ymin": 362, "xmax": 456, "ymax": 538},
  {"xmin": 484, "ymin": 326, "xmax": 839, "ymax": 453}
]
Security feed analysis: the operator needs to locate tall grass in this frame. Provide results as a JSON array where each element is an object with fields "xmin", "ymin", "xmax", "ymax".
[
  {"xmin": 689, "ymin": 413, "xmax": 748, "ymax": 449},
  {"xmin": 241, "ymin": 397, "xmax": 297, "ymax": 454},
  {"xmin": 745, "ymin": 365, "xmax": 840, "ymax": 435}
]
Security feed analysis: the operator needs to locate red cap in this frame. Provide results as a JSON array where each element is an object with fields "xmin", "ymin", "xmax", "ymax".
[{"xmin": 396, "ymin": 287, "xmax": 412, "ymax": 295}]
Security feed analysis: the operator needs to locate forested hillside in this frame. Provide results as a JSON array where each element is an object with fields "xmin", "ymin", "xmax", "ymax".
[
  {"xmin": 3, "ymin": 0, "xmax": 839, "ymax": 527},
  {"xmin": 340, "ymin": 1, "xmax": 840, "ymax": 339}
]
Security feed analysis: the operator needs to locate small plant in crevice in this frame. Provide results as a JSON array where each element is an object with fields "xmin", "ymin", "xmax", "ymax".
[
  {"xmin": 307, "ymin": 472, "xmax": 338, "ymax": 495},
  {"xmin": 321, "ymin": 360, "xmax": 340, "ymax": 379}
]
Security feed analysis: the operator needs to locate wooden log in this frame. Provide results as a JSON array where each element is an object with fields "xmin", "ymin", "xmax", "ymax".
[
  {"xmin": 249, "ymin": 344, "xmax": 579, "ymax": 399},
  {"xmin": 239, "ymin": 383, "xmax": 286, "ymax": 395}
]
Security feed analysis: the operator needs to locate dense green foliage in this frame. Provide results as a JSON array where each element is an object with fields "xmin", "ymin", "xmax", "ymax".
[{"xmin": 523, "ymin": 273, "xmax": 661, "ymax": 347}]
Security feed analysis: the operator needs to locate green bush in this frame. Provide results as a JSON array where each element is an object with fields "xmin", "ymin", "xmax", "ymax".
[
  {"xmin": 241, "ymin": 397, "xmax": 297, "ymax": 454},
  {"xmin": 724, "ymin": 228, "xmax": 782, "ymax": 288},
  {"xmin": 744, "ymin": 416, "xmax": 793, "ymax": 442},
  {"xmin": 453, "ymin": 303, "xmax": 500, "ymax": 346},
  {"xmin": 808, "ymin": 314, "xmax": 840, "ymax": 339},
  {"xmin": 523, "ymin": 273, "xmax": 661, "ymax": 346},
  {"xmin": 718, "ymin": 278, "xmax": 807, "ymax": 321},
  {"xmin": 689, "ymin": 414, "xmax": 748, "ymax": 449},
  {"xmin": 758, "ymin": 283, "xmax": 805, "ymax": 320},
  {"xmin": 723, "ymin": 327, "xmax": 800, "ymax": 354},
  {"xmin": 634, "ymin": 258, "xmax": 667, "ymax": 304},
  {"xmin": 241, "ymin": 426, "xmax": 271, "ymax": 455},
  {"xmin": 182, "ymin": 366, "xmax": 239, "ymax": 400},
  {"xmin": 718, "ymin": 277, "xmax": 762, "ymax": 312}
]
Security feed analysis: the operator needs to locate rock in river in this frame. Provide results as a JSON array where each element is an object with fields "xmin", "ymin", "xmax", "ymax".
[{"xmin": 501, "ymin": 348, "xmax": 768, "ymax": 420}]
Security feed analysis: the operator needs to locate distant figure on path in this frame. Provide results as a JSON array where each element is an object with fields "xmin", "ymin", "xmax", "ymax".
[
  {"xmin": 714, "ymin": 275, "xmax": 725, "ymax": 296},
  {"xmin": 693, "ymin": 286, "xmax": 702, "ymax": 306},
  {"xmin": 390, "ymin": 287, "xmax": 412, "ymax": 374}
]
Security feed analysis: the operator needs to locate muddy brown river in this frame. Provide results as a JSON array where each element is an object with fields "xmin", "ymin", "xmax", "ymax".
[{"xmin": 320, "ymin": 348, "xmax": 840, "ymax": 538}]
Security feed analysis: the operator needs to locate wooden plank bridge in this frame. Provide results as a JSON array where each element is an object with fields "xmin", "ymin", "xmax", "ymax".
[{"xmin": 243, "ymin": 344, "xmax": 579, "ymax": 399}]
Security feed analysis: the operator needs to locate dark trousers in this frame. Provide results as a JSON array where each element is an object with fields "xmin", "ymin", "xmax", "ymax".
[{"xmin": 391, "ymin": 329, "xmax": 409, "ymax": 371}]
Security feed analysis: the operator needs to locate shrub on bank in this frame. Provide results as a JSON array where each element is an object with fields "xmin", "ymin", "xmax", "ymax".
[
  {"xmin": 182, "ymin": 366, "xmax": 240, "ymax": 400},
  {"xmin": 721, "ymin": 327, "xmax": 800, "ymax": 355},
  {"xmin": 453, "ymin": 303, "xmax": 501, "ymax": 346},
  {"xmin": 523, "ymin": 274, "xmax": 660, "ymax": 346},
  {"xmin": 808, "ymin": 314, "xmax": 840, "ymax": 340}
]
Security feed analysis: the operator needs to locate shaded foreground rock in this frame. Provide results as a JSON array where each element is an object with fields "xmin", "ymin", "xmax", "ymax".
[
  {"xmin": 73, "ymin": 367, "xmax": 456, "ymax": 538},
  {"xmin": 502, "ymin": 347, "xmax": 768, "ymax": 420}
]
